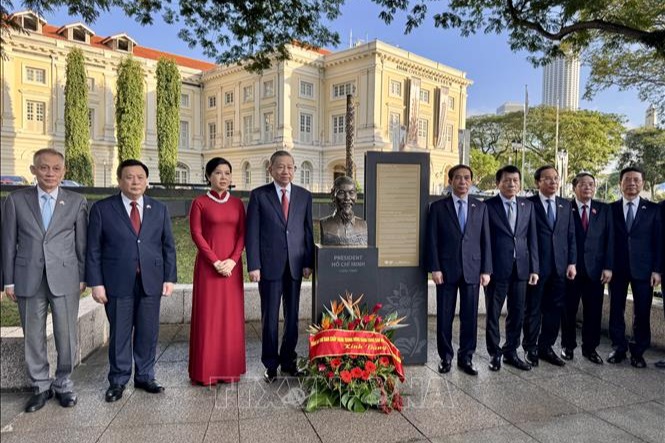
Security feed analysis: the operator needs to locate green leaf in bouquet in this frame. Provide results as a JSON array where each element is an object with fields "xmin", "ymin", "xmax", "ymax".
[
  {"xmin": 305, "ymin": 391, "xmax": 335, "ymax": 412},
  {"xmin": 361, "ymin": 389, "xmax": 381, "ymax": 406}
]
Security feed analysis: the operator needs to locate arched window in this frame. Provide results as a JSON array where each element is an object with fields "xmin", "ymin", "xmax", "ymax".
[
  {"xmin": 300, "ymin": 161, "xmax": 313, "ymax": 188},
  {"xmin": 263, "ymin": 160, "xmax": 271, "ymax": 184},
  {"xmin": 175, "ymin": 162, "xmax": 189, "ymax": 184},
  {"xmin": 333, "ymin": 164, "xmax": 346, "ymax": 181},
  {"xmin": 242, "ymin": 162, "xmax": 251, "ymax": 189}
]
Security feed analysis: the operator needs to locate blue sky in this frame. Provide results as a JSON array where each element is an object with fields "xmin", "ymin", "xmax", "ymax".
[{"xmin": 42, "ymin": 2, "xmax": 646, "ymax": 128}]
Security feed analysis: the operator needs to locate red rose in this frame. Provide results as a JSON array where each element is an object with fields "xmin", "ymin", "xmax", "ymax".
[
  {"xmin": 362, "ymin": 315, "xmax": 371, "ymax": 324},
  {"xmin": 330, "ymin": 358, "xmax": 342, "ymax": 369},
  {"xmin": 318, "ymin": 363, "xmax": 327, "ymax": 372},
  {"xmin": 361, "ymin": 369, "xmax": 371, "ymax": 381},
  {"xmin": 334, "ymin": 318, "xmax": 343, "ymax": 327},
  {"xmin": 340, "ymin": 370, "xmax": 352, "ymax": 384},
  {"xmin": 365, "ymin": 361, "xmax": 377, "ymax": 373},
  {"xmin": 327, "ymin": 371, "xmax": 335, "ymax": 379},
  {"xmin": 351, "ymin": 367, "xmax": 363, "ymax": 379},
  {"xmin": 348, "ymin": 321, "xmax": 357, "ymax": 330},
  {"xmin": 372, "ymin": 303, "xmax": 383, "ymax": 313},
  {"xmin": 379, "ymin": 356, "xmax": 390, "ymax": 367}
]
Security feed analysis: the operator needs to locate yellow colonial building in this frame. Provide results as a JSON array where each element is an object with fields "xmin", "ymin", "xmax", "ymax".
[{"xmin": 1, "ymin": 11, "xmax": 472, "ymax": 193}]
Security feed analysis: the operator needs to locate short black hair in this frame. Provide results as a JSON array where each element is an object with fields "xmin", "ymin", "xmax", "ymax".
[
  {"xmin": 572, "ymin": 172, "xmax": 595, "ymax": 187},
  {"xmin": 117, "ymin": 159, "xmax": 149, "ymax": 179},
  {"xmin": 205, "ymin": 157, "xmax": 233, "ymax": 182},
  {"xmin": 619, "ymin": 166, "xmax": 645, "ymax": 181},
  {"xmin": 534, "ymin": 165, "xmax": 557, "ymax": 182},
  {"xmin": 448, "ymin": 164, "xmax": 474, "ymax": 181},
  {"xmin": 495, "ymin": 165, "xmax": 521, "ymax": 184}
]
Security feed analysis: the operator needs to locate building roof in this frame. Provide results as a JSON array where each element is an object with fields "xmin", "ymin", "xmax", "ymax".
[{"xmin": 36, "ymin": 21, "xmax": 217, "ymax": 71}]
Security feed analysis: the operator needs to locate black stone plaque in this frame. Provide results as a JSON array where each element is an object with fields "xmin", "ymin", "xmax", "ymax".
[
  {"xmin": 364, "ymin": 151, "xmax": 430, "ymax": 364},
  {"xmin": 312, "ymin": 246, "xmax": 378, "ymax": 322}
]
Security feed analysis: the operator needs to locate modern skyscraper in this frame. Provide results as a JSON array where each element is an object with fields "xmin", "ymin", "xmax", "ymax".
[{"xmin": 542, "ymin": 55, "xmax": 580, "ymax": 110}]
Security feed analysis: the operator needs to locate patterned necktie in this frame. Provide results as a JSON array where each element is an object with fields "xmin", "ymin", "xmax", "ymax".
[
  {"xmin": 281, "ymin": 188, "xmax": 289, "ymax": 221},
  {"xmin": 457, "ymin": 200, "xmax": 466, "ymax": 232},
  {"xmin": 130, "ymin": 201, "xmax": 141, "ymax": 234},
  {"xmin": 626, "ymin": 201, "xmax": 634, "ymax": 231},
  {"xmin": 546, "ymin": 199, "xmax": 555, "ymax": 229},
  {"xmin": 506, "ymin": 201, "xmax": 516, "ymax": 233},
  {"xmin": 581, "ymin": 204, "xmax": 589, "ymax": 232},
  {"xmin": 41, "ymin": 194, "xmax": 53, "ymax": 229}
]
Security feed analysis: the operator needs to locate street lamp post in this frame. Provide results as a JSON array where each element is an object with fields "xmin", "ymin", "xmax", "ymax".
[{"xmin": 557, "ymin": 149, "xmax": 568, "ymax": 197}]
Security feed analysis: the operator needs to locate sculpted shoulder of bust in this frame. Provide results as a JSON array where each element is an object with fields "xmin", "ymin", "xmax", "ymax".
[{"xmin": 319, "ymin": 176, "xmax": 368, "ymax": 246}]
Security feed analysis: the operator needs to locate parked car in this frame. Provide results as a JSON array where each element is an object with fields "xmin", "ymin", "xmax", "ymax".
[
  {"xmin": 0, "ymin": 175, "xmax": 29, "ymax": 185},
  {"xmin": 60, "ymin": 179, "xmax": 83, "ymax": 187}
]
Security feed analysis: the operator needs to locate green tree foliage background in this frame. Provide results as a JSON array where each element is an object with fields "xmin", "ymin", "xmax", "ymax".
[
  {"xmin": 618, "ymin": 127, "xmax": 665, "ymax": 199},
  {"xmin": 115, "ymin": 57, "xmax": 145, "ymax": 162},
  {"xmin": 156, "ymin": 57, "xmax": 180, "ymax": 184},
  {"xmin": 64, "ymin": 47, "xmax": 94, "ymax": 185}
]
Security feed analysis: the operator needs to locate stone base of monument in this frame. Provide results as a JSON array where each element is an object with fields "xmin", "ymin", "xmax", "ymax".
[{"xmin": 312, "ymin": 245, "xmax": 378, "ymax": 323}]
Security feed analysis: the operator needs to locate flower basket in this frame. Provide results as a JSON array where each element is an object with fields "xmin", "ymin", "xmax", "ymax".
[{"xmin": 303, "ymin": 293, "xmax": 407, "ymax": 413}]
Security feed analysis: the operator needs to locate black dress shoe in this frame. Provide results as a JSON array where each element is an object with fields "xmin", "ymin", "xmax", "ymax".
[
  {"xmin": 525, "ymin": 351, "xmax": 539, "ymax": 367},
  {"xmin": 539, "ymin": 348, "xmax": 566, "ymax": 366},
  {"xmin": 503, "ymin": 354, "xmax": 532, "ymax": 371},
  {"xmin": 438, "ymin": 360, "xmax": 451, "ymax": 374},
  {"xmin": 134, "ymin": 379, "xmax": 165, "ymax": 393},
  {"xmin": 630, "ymin": 355, "xmax": 647, "ymax": 368},
  {"xmin": 561, "ymin": 348, "xmax": 574, "ymax": 361},
  {"xmin": 488, "ymin": 354, "xmax": 502, "ymax": 372},
  {"xmin": 264, "ymin": 368, "xmax": 277, "ymax": 383},
  {"xmin": 607, "ymin": 351, "xmax": 627, "ymax": 364},
  {"xmin": 280, "ymin": 366, "xmax": 306, "ymax": 377},
  {"xmin": 55, "ymin": 391, "xmax": 77, "ymax": 408},
  {"xmin": 654, "ymin": 360, "xmax": 665, "ymax": 369},
  {"xmin": 105, "ymin": 385, "xmax": 125, "ymax": 403},
  {"xmin": 25, "ymin": 389, "xmax": 53, "ymax": 413},
  {"xmin": 457, "ymin": 360, "xmax": 478, "ymax": 376},
  {"xmin": 582, "ymin": 350, "xmax": 603, "ymax": 365}
]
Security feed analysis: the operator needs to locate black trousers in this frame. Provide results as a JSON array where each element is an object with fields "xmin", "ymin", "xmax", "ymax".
[
  {"xmin": 523, "ymin": 272, "xmax": 565, "ymax": 353},
  {"xmin": 561, "ymin": 272, "xmax": 604, "ymax": 352},
  {"xmin": 609, "ymin": 275, "xmax": 653, "ymax": 357},
  {"xmin": 485, "ymin": 263, "xmax": 526, "ymax": 357},
  {"xmin": 259, "ymin": 264, "xmax": 302, "ymax": 371},
  {"xmin": 435, "ymin": 277, "xmax": 479, "ymax": 363},
  {"xmin": 105, "ymin": 274, "xmax": 161, "ymax": 386}
]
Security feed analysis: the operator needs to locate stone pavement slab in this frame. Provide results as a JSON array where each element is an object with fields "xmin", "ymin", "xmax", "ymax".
[{"xmin": 1, "ymin": 321, "xmax": 664, "ymax": 443}]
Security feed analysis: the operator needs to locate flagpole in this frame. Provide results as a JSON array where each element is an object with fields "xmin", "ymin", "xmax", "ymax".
[{"xmin": 521, "ymin": 84, "xmax": 528, "ymax": 191}]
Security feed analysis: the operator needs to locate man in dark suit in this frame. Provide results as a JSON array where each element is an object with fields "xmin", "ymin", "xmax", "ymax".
[
  {"xmin": 86, "ymin": 159, "xmax": 177, "ymax": 402},
  {"xmin": 608, "ymin": 166, "xmax": 662, "ymax": 368},
  {"xmin": 485, "ymin": 165, "xmax": 539, "ymax": 372},
  {"xmin": 561, "ymin": 172, "xmax": 613, "ymax": 364},
  {"xmin": 2, "ymin": 148, "xmax": 87, "ymax": 412},
  {"xmin": 246, "ymin": 150, "xmax": 314, "ymax": 383},
  {"xmin": 524, "ymin": 165, "xmax": 576, "ymax": 368},
  {"xmin": 427, "ymin": 165, "xmax": 492, "ymax": 376}
]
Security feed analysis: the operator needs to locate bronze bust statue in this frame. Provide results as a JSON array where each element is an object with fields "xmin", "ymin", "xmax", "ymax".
[{"xmin": 320, "ymin": 176, "xmax": 368, "ymax": 246}]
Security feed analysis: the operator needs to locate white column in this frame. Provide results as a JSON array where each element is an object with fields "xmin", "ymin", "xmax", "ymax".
[{"xmin": 1, "ymin": 49, "xmax": 16, "ymax": 132}]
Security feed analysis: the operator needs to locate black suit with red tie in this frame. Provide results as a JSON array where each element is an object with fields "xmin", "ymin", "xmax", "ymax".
[
  {"xmin": 561, "ymin": 199, "xmax": 613, "ymax": 353},
  {"xmin": 609, "ymin": 198, "xmax": 662, "ymax": 358}
]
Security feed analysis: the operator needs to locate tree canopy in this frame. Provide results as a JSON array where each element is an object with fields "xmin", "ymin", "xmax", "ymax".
[
  {"xmin": 156, "ymin": 57, "xmax": 180, "ymax": 185},
  {"xmin": 115, "ymin": 56, "xmax": 145, "ymax": 162},
  {"xmin": 468, "ymin": 106, "xmax": 625, "ymax": 187},
  {"xmin": 617, "ymin": 127, "xmax": 665, "ymax": 199}
]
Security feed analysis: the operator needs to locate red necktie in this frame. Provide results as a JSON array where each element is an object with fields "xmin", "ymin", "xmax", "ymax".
[
  {"xmin": 130, "ymin": 201, "xmax": 141, "ymax": 234},
  {"xmin": 581, "ymin": 204, "xmax": 589, "ymax": 232},
  {"xmin": 281, "ymin": 188, "xmax": 289, "ymax": 221}
]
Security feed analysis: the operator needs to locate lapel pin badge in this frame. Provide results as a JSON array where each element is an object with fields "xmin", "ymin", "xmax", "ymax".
[
  {"xmin": 146, "ymin": 204, "xmax": 152, "ymax": 209},
  {"xmin": 592, "ymin": 208, "xmax": 597, "ymax": 214},
  {"xmin": 471, "ymin": 203, "xmax": 476, "ymax": 208},
  {"xmin": 641, "ymin": 205, "xmax": 646, "ymax": 210},
  {"xmin": 58, "ymin": 201, "xmax": 65, "ymax": 205}
]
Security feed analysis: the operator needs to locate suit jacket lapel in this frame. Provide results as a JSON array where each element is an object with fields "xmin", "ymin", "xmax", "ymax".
[
  {"xmin": 25, "ymin": 187, "xmax": 46, "ymax": 234},
  {"xmin": 46, "ymin": 187, "xmax": 67, "ymax": 233},
  {"xmin": 444, "ymin": 198, "xmax": 462, "ymax": 233},
  {"xmin": 112, "ymin": 194, "xmax": 138, "ymax": 236},
  {"xmin": 491, "ymin": 197, "xmax": 512, "ymax": 233},
  {"xmin": 268, "ymin": 183, "xmax": 287, "ymax": 225}
]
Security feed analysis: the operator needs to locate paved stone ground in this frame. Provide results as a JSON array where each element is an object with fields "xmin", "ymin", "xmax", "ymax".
[{"xmin": 2, "ymin": 319, "xmax": 664, "ymax": 443}]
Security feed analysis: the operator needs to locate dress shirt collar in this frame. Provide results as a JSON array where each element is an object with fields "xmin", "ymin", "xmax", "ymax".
[
  {"xmin": 499, "ymin": 193, "xmax": 516, "ymax": 205},
  {"xmin": 451, "ymin": 194, "xmax": 468, "ymax": 205},
  {"xmin": 37, "ymin": 185, "xmax": 58, "ymax": 201},
  {"xmin": 121, "ymin": 192, "xmax": 144, "ymax": 209},
  {"xmin": 539, "ymin": 191, "xmax": 557, "ymax": 205},
  {"xmin": 576, "ymin": 198, "xmax": 591, "ymax": 212},
  {"xmin": 273, "ymin": 181, "xmax": 292, "ymax": 196},
  {"xmin": 622, "ymin": 195, "xmax": 640, "ymax": 207}
]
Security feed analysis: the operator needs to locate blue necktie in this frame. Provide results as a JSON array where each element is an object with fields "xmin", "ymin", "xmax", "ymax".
[
  {"xmin": 41, "ymin": 194, "xmax": 53, "ymax": 229},
  {"xmin": 626, "ymin": 201, "xmax": 634, "ymax": 231},
  {"xmin": 458, "ymin": 200, "xmax": 466, "ymax": 232},
  {"xmin": 506, "ymin": 201, "xmax": 516, "ymax": 233},
  {"xmin": 546, "ymin": 199, "xmax": 555, "ymax": 229}
]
